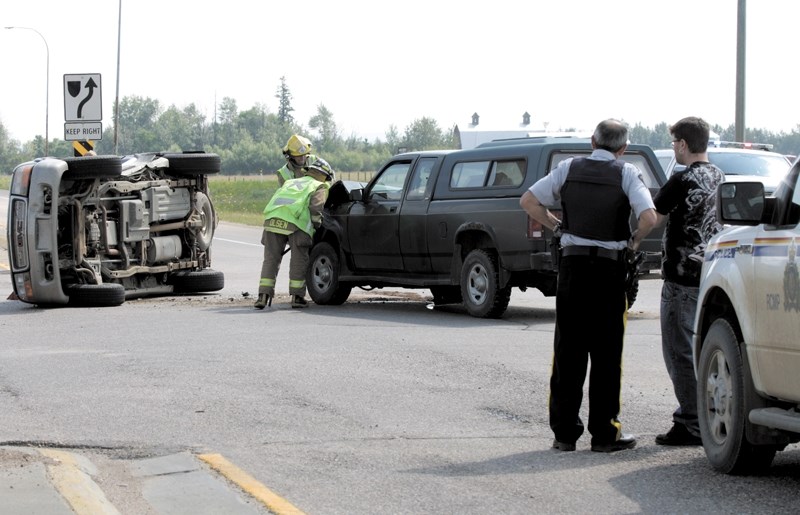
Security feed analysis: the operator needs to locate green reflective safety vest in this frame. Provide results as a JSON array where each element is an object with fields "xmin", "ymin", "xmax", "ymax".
[
  {"xmin": 262, "ymin": 176, "xmax": 328, "ymax": 237},
  {"xmin": 277, "ymin": 153, "xmax": 319, "ymax": 183}
]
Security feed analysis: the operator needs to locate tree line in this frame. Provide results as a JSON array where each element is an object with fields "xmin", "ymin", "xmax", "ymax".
[{"xmin": 2, "ymin": 77, "xmax": 799, "ymax": 174}]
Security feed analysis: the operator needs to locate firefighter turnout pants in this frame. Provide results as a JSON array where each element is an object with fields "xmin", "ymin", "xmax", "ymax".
[{"xmin": 258, "ymin": 229, "xmax": 313, "ymax": 297}]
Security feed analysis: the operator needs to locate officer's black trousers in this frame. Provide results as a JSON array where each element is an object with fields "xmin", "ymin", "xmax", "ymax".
[{"xmin": 549, "ymin": 254, "xmax": 627, "ymax": 445}]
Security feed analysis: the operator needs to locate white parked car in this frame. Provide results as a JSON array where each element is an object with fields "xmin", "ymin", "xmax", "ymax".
[
  {"xmin": 693, "ymin": 159, "xmax": 800, "ymax": 474},
  {"xmin": 664, "ymin": 142, "xmax": 791, "ymax": 195}
]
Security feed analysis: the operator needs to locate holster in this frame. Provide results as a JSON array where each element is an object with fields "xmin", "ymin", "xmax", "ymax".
[{"xmin": 550, "ymin": 236, "xmax": 561, "ymax": 270}]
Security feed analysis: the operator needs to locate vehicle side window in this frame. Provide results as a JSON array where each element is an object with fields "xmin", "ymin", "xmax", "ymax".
[
  {"xmin": 548, "ymin": 152, "xmax": 589, "ymax": 176},
  {"xmin": 451, "ymin": 161, "xmax": 490, "ymax": 188},
  {"xmin": 406, "ymin": 158, "xmax": 437, "ymax": 200},
  {"xmin": 619, "ymin": 154, "xmax": 659, "ymax": 188},
  {"xmin": 488, "ymin": 160, "xmax": 525, "ymax": 187},
  {"xmin": 370, "ymin": 162, "xmax": 410, "ymax": 201},
  {"xmin": 449, "ymin": 159, "xmax": 525, "ymax": 189}
]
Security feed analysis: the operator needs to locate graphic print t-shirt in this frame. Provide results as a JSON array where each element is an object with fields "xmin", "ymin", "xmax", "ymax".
[{"xmin": 654, "ymin": 161, "xmax": 725, "ymax": 287}]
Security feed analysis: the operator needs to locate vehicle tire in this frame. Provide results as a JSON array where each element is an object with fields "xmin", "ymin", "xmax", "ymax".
[
  {"xmin": 193, "ymin": 192, "xmax": 216, "ymax": 251},
  {"xmin": 63, "ymin": 155, "xmax": 123, "ymax": 178},
  {"xmin": 460, "ymin": 249, "xmax": 511, "ymax": 318},
  {"xmin": 626, "ymin": 275, "xmax": 639, "ymax": 309},
  {"xmin": 307, "ymin": 242, "xmax": 351, "ymax": 305},
  {"xmin": 163, "ymin": 152, "xmax": 221, "ymax": 176},
  {"xmin": 169, "ymin": 269, "xmax": 225, "ymax": 293},
  {"xmin": 697, "ymin": 317, "xmax": 777, "ymax": 474},
  {"xmin": 430, "ymin": 286, "xmax": 462, "ymax": 305},
  {"xmin": 66, "ymin": 283, "xmax": 126, "ymax": 307}
]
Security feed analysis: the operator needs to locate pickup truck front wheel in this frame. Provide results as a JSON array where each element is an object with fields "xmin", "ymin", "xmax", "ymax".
[
  {"xmin": 308, "ymin": 243, "xmax": 352, "ymax": 305},
  {"xmin": 697, "ymin": 317, "xmax": 777, "ymax": 474},
  {"xmin": 460, "ymin": 249, "xmax": 511, "ymax": 319}
]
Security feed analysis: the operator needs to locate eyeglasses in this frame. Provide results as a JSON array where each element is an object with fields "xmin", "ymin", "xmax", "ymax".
[{"xmin": 671, "ymin": 139, "xmax": 682, "ymax": 147}]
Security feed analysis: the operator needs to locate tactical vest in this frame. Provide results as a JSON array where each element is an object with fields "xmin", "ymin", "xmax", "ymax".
[
  {"xmin": 560, "ymin": 157, "xmax": 631, "ymax": 242},
  {"xmin": 262, "ymin": 176, "xmax": 326, "ymax": 236}
]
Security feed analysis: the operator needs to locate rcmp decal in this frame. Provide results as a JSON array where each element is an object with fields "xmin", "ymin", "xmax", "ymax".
[
  {"xmin": 707, "ymin": 237, "xmax": 800, "ymax": 312},
  {"xmin": 705, "ymin": 240, "xmax": 739, "ymax": 261}
]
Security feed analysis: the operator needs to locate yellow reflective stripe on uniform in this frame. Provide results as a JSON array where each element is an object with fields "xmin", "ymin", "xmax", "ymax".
[
  {"xmin": 260, "ymin": 278, "xmax": 276, "ymax": 287},
  {"xmin": 289, "ymin": 279, "xmax": 305, "ymax": 289}
]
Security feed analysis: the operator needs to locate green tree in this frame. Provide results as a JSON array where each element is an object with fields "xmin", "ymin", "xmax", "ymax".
[
  {"xmin": 275, "ymin": 76, "xmax": 294, "ymax": 125},
  {"xmin": 115, "ymin": 95, "xmax": 162, "ymax": 154},
  {"xmin": 215, "ymin": 96, "xmax": 239, "ymax": 148},
  {"xmin": 403, "ymin": 117, "xmax": 447, "ymax": 151},
  {"xmin": 309, "ymin": 104, "xmax": 340, "ymax": 153}
]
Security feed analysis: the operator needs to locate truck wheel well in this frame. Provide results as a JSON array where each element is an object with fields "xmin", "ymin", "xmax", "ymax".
[
  {"xmin": 699, "ymin": 287, "xmax": 743, "ymax": 351},
  {"xmin": 456, "ymin": 230, "xmax": 495, "ymax": 261}
]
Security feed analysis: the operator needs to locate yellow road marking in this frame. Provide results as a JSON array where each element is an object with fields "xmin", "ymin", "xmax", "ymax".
[
  {"xmin": 198, "ymin": 453, "xmax": 305, "ymax": 515},
  {"xmin": 38, "ymin": 449, "xmax": 121, "ymax": 515}
]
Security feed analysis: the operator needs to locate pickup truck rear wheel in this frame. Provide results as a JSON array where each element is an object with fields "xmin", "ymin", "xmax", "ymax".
[
  {"xmin": 308, "ymin": 243, "xmax": 351, "ymax": 305},
  {"xmin": 460, "ymin": 249, "xmax": 511, "ymax": 318},
  {"xmin": 697, "ymin": 318, "xmax": 777, "ymax": 474}
]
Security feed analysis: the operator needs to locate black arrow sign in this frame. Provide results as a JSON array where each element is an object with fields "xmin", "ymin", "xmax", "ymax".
[{"xmin": 77, "ymin": 78, "xmax": 98, "ymax": 119}]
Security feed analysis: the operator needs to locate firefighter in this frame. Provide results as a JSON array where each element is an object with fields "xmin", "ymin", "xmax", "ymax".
[
  {"xmin": 277, "ymin": 134, "xmax": 318, "ymax": 186},
  {"xmin": 255, "ymin": 157, "xmax": 334, "ymax": 309}
]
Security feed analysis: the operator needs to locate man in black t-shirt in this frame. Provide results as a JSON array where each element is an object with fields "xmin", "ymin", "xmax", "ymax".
[{"xmin": 653, "ymin": 117, "xmax": 724, "ymax": 446}]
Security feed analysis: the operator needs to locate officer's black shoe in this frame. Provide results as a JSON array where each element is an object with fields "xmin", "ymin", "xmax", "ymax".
[
  {"xmin": 655, "ymin": 423, "xmax": 702, "ymax": 446},
  {"xmin": 552, "ymin": 439, "xmax": 576, "ymax": 452},
  {"xmin": 591, "ymin": 434, "xmax": 636, "ymax": 453},
  {"xmin": 254, "ymin": 294, "xmax": 271, "ymax": 309},
  {"xmin": 291, "ymin": 295, "xmax": 308, "ymax": 309}
]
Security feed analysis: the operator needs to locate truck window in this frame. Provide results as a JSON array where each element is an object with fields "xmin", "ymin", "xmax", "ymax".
[
  {"xmin": 451, "ymin": 161, "xmax": 490, "ymax": 188},
  {"xmin": 370, "ymin": 162, "xmax": 410, "ymax": 201},
  {"xmin": 488, "ymin": 160, "xmax": 525, "ymax": 187},
  {"xmin": 406, "ymin": 157, "xmax": 438, "ymax": 200}
]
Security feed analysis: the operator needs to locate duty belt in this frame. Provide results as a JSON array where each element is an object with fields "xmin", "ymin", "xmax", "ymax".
[{"xmin": 560, "ymin": 245, "xmax": 624, "ymax": 261}]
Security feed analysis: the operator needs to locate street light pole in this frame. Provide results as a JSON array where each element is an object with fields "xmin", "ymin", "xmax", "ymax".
[{"xmin": 5, "ymin": 26, "xmax": 50, "ymax": 155}]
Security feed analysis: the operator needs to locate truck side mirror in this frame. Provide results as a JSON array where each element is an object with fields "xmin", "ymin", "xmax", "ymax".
[{"xmin": 350, "ymin": 188, "xmax": 364, "ymax": 202}]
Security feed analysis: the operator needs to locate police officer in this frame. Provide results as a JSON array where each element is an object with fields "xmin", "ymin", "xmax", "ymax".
[
  {"xmin": 277, "ymin": 134, "xmax": 318, "ymax": 186},
  {"xmin": 255, "ymin": 158, "xmax": 334, "ymax": 309},
  {"xmin": 520, "ymin": 119, "xmax": 658, "ymax": 453}
]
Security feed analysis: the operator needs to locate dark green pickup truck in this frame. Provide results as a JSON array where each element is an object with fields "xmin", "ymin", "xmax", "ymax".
[{"xmin": 308, "ymin": 137, "xmax": 666, "ymax": 318}]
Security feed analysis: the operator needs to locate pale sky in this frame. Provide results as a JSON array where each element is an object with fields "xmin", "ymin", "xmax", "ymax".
[{"xmin": 2, "ymin": 0, "xmax": 799, "ymax": 145}]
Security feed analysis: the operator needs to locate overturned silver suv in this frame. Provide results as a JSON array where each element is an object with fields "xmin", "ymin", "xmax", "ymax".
[{"xmin": 6, "ymin": 152, "xmax": 224, "ymax": 307}]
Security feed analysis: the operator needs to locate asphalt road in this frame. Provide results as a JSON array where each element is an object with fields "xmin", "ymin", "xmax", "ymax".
[{"xmin": 1, "ymin": 190, "xmax": 800, "ymax": 514}]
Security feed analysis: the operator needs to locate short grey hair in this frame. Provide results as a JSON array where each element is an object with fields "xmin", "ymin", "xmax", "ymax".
[{"xmin": 593, "ymin": 119, "xmax": 628, "ymax": 152}]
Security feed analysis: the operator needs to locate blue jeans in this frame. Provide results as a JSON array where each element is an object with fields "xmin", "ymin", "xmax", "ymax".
[{"xmin": 660, "ymin": 280, "xmax": 700, "ymax": 436}]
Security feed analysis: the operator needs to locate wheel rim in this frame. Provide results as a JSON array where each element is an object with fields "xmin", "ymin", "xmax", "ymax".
[
  {"xmin": 466, "ymin": 263, "xmax": 488, "ymax": 305},
  {"xmin": 705, "ymin": 348, "xmax": 733, "ymax": 445},
  {"xmin": 311, "ymin": 255, "xmax": 333, "ymax": 293},
  {"xmin": 194, "ymin": 192, "xmax": 214, "ymax": 250}
]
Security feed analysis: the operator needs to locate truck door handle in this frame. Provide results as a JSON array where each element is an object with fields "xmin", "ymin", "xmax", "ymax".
[{"xmin": 389, "ymin": 206, "xmax": 397, "ymax": 213}]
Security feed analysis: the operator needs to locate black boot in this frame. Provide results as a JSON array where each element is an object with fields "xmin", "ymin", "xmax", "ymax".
[{"xmin": 254, "ymin": 294, "xmax": 272, "ymax": 309}]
